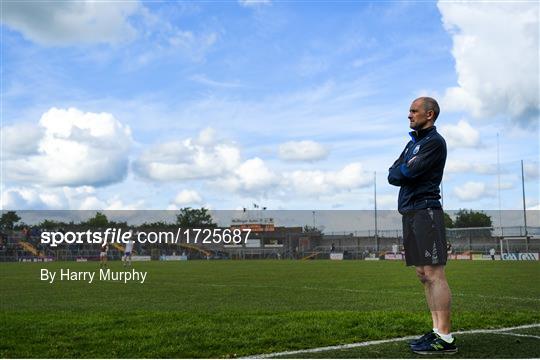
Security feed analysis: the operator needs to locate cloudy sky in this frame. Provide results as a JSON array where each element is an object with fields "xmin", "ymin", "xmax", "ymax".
[{"xmin": 1, "ymin": 1, "xmax": 539, "ymax": 212}]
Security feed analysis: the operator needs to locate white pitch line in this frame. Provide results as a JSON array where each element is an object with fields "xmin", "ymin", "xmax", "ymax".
[
  {"xmin": 243, "ymin": 323, "xmax": 540, "ymax": 359},
  {"xmin": 452, "ymin": 323, "xmax": 540, "ymax": 335},
  {"xmin": 494, "ymin": 332, "xmax": 540, "ymax": 340}
]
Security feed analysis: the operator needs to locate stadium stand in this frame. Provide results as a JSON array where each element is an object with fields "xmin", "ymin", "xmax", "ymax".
[{"xmin": 0, "ymin": 225, "xmax": 538, "ymax": 262}]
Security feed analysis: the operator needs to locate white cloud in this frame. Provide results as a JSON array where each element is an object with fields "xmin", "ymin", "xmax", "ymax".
[
  {"xmin": 524, "ymin": 161, "xmax": 539, "ymax": 180},
  {"xmin": 234, "ymin": 158, "xmax": 278, "ymax": 191},
  {"xmin": 134, "ymin": 129, "xmax": 280, "ymax": 194},
  {"xmin": 215, "ymin": 158, "xmax": 279, "ymax": 193},
  {"xmin": 75, "ymin": 190, "xmax": 144, "ymax": 210},
  {"xmin": 438, "ymin": 2, "xmax": 539, "ymax": 126},
  {"xmin": 498, "ymin": 182, "xmax": 515, "ymax": 191},
  {"xmin": 453, "ymin": 181, "xmax": 494, "ymax": 201},
  {"xmin": 1, "ymin": 123, "xmax": 43, "ymax": 157},
  {"xmin": 190, "ymin": 74, "xmax": 243, "ymax": 89},
  {"xmin": 445, "ymin": 160, "xmax": 498, "ymax": 175},
  {"xmin": 279, "ymin": 140, "xmax": 329, "ymax": 161},
  {"xmin": 1, "ymin": 188, "xmax": 65, "ymax": 210},
  {"xmin": 2, "ymin": 1, "xmax": 218, "ymax": 66},
  {"xmin": 127, "ymin": 9, "xmax": 220, "ymax": 68},
  {"xmin": 131, "ymin": 30, "xmax": 219, "ymax": 67},
  {"xmin": 284, "ymin": 162, "xmax": 372, "ymax": 196},
  {"xmin": 238, "ymin": 0, "xmax": 271, "ymax": 7},
  {"xmin": 196, "ymin": 127, "xmax": 218, "ymax": 147},
  {"xmin": 527, "ymin": 203, "xmax": 540, "ymax": 211},
  {"xmin": 439, "ymin": 119, "xmax": 480, "ymax": 148},
  {"xmin": 210, "ymin": 160, "xmax": 372, "ymax": 200},
  {"xmin": 173, "ymin": 190, "xmax": 203, "ymax": 206},
  {"xmin": 1, "ymin": 1, "xmax": 140, "ymax": 46},
  {"xmin": 78, "ymin": 196, "xmax": 105, "ymax": 211},
  {"xmin": 167, "ymin": 30, "xmax": 218, "ymax": 61},
  {"xmin": 78, "ymin": 195, "xmax": 144, "ymax": 210},
  {"xmin": 2, "ymin": 107, "xmax": 132, "ymax": 187},
  {"xmin": 1, "ymin": 186, "xmax": 143, "ymax": 211},
  {"xmin": 134, "ymin": 128, "xmax": 241, "ymax": 181}
]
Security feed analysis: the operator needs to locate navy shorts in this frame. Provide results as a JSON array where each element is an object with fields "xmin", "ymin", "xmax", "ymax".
[{"xmin": 402, "ymin": 208, "xmax": 447, "ymax": 266}]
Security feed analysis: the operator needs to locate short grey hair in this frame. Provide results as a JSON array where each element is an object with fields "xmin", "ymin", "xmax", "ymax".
[{"xmin": 418, "ymin": 97, "xmax": 440, "ymax": 121}]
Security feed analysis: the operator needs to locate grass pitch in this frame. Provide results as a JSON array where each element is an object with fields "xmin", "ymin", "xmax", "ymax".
[{"xmin": 1, "ymin": 260, "xmax": 539, "ymax": 358}]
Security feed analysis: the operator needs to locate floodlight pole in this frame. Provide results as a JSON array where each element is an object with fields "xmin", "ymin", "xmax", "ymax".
[
  {"xmin": 497, "ymin": 133, "xmax": 503, "ymax": 236},
  {"xmin": 521, "ymin": 160, "xmax": 528, "ymax": 251},
  {"xmin": 374, "ymin": 171, "xmax": 378, "ymax": 252}
]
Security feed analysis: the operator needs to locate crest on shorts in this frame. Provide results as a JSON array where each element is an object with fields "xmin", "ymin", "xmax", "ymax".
[
  {"xmin": 413, "ymin": 145, "xmax": 421, "ymax": 155},
  {"xmin": 425, "ymin": 250, "xmax": 431, "ymax": 258}
]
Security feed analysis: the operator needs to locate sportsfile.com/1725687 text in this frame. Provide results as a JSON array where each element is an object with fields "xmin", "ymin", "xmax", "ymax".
[{"xmin": 40, "ymin": 228, "xmax": 252, "ymax": 247}]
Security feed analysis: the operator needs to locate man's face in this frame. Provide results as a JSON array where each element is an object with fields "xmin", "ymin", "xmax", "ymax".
[{"xmin": 408, "ymin": 99, "xmax": 433, "ymax": 131}]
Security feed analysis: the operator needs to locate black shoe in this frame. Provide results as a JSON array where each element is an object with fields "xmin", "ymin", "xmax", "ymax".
[
  {"xmin": 409, "ymin": 331, "xmax": 436, "ymax": 347},
  {"xmin": 411, "ymin": 335, "xmax": 458, "ymax": 355}
]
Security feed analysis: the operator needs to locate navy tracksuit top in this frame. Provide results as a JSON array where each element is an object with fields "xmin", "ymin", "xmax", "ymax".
[{"xmin": 388, "ymin": 126, "xmax": 447, "ymax": 214}]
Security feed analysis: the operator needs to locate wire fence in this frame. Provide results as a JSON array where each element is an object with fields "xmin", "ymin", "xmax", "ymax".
[{"xmin": 1, "ymin": 226, "xmax": 539, "ymax": 262}]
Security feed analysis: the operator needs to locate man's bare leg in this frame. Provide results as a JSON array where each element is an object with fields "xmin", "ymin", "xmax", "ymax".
[
  {"xmin": 419, "ymin": 265, "xmax": 451, "ymax": 334},
  {"xmin": 416, "ymin": 267, "xmax": 438, "ymax": 330}
]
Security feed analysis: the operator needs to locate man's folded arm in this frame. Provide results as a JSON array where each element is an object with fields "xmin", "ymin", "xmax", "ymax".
[
  {"xmin": 388, "ymin": 150, "xmax": 407, "ymax": 186},
  {"xmin": 399, "ymin": 140, "xmax": 445, "ymax": 179}
]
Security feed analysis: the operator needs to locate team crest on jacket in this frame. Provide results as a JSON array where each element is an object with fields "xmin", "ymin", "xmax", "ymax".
[{"xmin": 413, "ymin": 145, "xmax": 421, "ymax": 155}]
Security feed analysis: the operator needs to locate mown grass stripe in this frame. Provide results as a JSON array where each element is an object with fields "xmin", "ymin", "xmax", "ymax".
[
  {"xmin": 245, "ymin": 323, "xmax": 540, "ymax": 359},
  {"xmin": 200, "ymin": 283, "xmax": 540, "ymax": 303}
]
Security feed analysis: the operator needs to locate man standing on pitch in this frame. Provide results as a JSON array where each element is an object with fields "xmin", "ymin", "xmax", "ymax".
[{"xmin": 388, "ymin": 97, "xmax": 457, "ymax": 354}]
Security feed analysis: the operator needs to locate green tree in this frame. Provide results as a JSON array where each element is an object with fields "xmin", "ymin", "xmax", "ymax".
[
  {"xmin": 444, "ymin": 212, "xmax": 454, "ymax": 228},
  {"xmin": 176, "ymin": 208, "xmax": 217, "ymax": 228},
  {"xmin": 13, "ymin": 222, "xmax": 30, "ymax": 230},
  {"xmin": 83, "ymin": 212, "xmax": 109, "ymax": 228},
  {"xmin": 0, "ymin": 211, "xmax": 21, "ymax": 230},
  {"xmin": 303, "ymin": 225, "xmax": 322, "ymax": 234},
  {"xmin": 454, "ymin": 209, "xmax": 492, "ymax": 228},
  {"xmin": 38, "ymin": 219, "xmax": 69, "ymax": 230}
]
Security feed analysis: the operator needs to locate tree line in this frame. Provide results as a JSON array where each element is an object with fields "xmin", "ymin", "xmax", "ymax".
[
  {"xmin": 0, "ymin": 209, "xmax": 492, "ymax": 231},
  {"xmin": 0, "ymin": 208, "xmax": 217, "ymax": 231}
]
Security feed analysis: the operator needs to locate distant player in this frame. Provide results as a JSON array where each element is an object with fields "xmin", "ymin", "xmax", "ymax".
[
  {"xmin": 123, "ymin": 239, "xmax": 134, "ymax": 267},
  {"xmin": 100, "ymin": 240, "xmax": 109, "ymax": 268}
]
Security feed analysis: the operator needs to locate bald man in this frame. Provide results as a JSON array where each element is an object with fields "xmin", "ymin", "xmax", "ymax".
[{"xmin": 388, "ymin": 97, "xmax": 456, "ymax": 354}]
